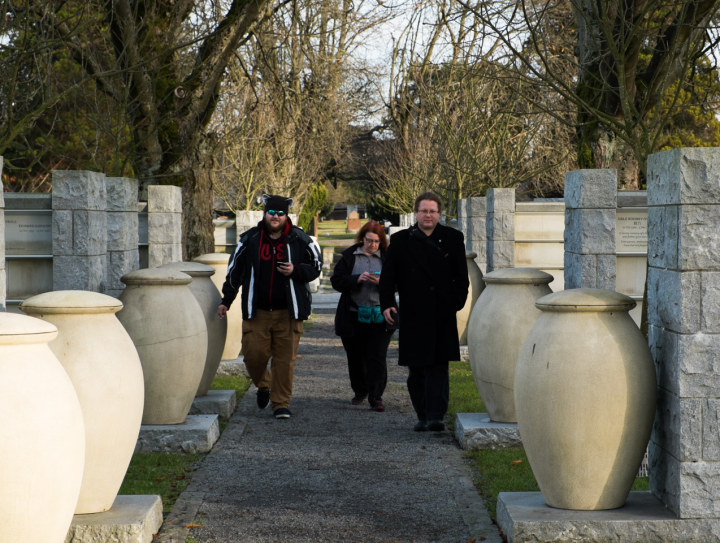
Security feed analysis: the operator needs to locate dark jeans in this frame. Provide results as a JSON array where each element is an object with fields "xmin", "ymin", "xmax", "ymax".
[
  {"xmin": 341, "ymin": 312, "xmax": 393, "ymax": 400},
  {"xmin": 407, "ymin": 362, "xmax": 449, "ymax": 422}
]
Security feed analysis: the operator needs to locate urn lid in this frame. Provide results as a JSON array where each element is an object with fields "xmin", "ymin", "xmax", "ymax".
[
  {"xmin": 121, "ymin": 268, "xmax": 192, "ymax": 286},
  {"xmin": 483, "ymin": 267, "xmax": 554, "ymax": 285},
  {"xmin": 465, "ymin": 251, "xmax": 478, "ymax": 259},
  {"xmin": 0, "ymin": 313, "xmax": 58, "ymax": 345},
  {"xmin": 160, "ymin": 261, "xmax": 215, "ymax": 278},
  {"xmin": 21, "ymin": 291, "xmax": 123, "ymax": 315},
  {"xmin": 193, "ymin": 253, "xmax": 230, "ymax": 266},
  {"xmin": 535, "ymin": 288, "xmax": 636, "ymax": 313}
]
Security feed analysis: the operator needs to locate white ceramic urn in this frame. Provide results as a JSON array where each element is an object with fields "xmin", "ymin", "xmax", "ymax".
[
  {"xmin": 117, "ymin": 268, "xmax": 208, "ymax": 424},
  {"xmin": 0, "ymin": 313, "xmax": 85, "ymax": 542},
  {"xmin": 514, "ymin": 289, "xmax": 656, "ymax": 511},
  {"xmin": 467, "ymin": 267, "xmax": 553, "ymax": 422},
  {"xmin": 193, "ymin": 252, "xmax": 242, "ymax": 360},
  {"xmin": 161, "ymin": 261, "xmax": 228, "ymax": 396},
  {"xmin": 20, "ymin": 290, "xmax": 144, "ymax": 514},
  {"xmin": 457, "ymin": 251, "xmax": 485, "ymax": 345}
]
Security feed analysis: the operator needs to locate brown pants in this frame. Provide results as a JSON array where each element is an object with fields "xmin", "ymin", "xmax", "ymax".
[{"xmin": 242, "ymin": 309, "xmax": 304, "ymax": 410}]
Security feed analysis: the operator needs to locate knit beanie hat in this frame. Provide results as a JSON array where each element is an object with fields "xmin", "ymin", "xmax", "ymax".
[{"xmin": 262, "ymin": 194, "xmax": 294, "ymax": 213}]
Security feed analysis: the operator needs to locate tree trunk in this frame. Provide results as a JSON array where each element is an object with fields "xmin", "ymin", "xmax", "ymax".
[
  {"xmin": 179, "ymin": 134, "xmax": 216, "ymax": 260},
  {"xmin": 590, "ymin": 128, "xmax": 641, "ymax": 190}
]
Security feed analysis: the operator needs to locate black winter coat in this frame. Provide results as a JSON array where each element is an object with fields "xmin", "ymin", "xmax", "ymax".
[
  {"xmin": 330, "ymin": 243, "xmax": 387, "ymax": 337},
  {"xmin": 221, "ymin": 220, "xmax": 322, "ymax": 321},
  {"xmin": 378, "ymin": 223, "xmax": 469, "ymax": 366}
]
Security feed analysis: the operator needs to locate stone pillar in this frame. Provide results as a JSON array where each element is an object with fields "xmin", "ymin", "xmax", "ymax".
[
  {"xmin": 563, "ymin": 169, "xmax": 617, "ymax": 290},
  {"xmin": 148, "ymin": 186, "xmax": 182, "ymax": 268},
  {"xmin": 647, "ymin": 147, "xmax": 720, "ymax": 519},
  {"xmin": 467, "ymin": 197, "xmax": 487, "ymax": 274},
  {"xmin": 486, "ymin": 189, "xmax": 514, "ymax": 273},
  {"xmin": 0, "ymin": 156, "xmax": 5, "ymax": 311},
  {"xmin": 52, "ymin": 170, "xmax": 107, "ymax": 292},
  {"xmin": 106, "ymin": 178, "xmax": 140, "ymax": 298}
]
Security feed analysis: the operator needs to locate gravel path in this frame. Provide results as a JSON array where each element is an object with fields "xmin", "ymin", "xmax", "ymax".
[{"xmin": 174, "ymin": 311, "xmax": 501, "ymax": 543}]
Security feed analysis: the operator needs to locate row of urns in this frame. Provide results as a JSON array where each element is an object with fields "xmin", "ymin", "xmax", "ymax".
[
  {"xmin": 464, "ymin": 263, "xmax": 656, "ymax": 512},
  {"xmin": 0, "ymin": 253, "xmax": 237, "ymax": 543}
]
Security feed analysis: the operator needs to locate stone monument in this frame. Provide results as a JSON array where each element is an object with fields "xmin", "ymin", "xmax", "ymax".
[
  {"xmin": 486, "ymin": 188, "xmax": 514, "ymax": 273},
  {"xmin": 106, "ymin": 177, "xmax": 140, "ymax": 297},
  {"xmin": 564, "ymin": 169, "xmax": 617, "ymax": 290},
  {"xmin": 147, "ymin": 185, "xmax": 182, "ymax": 268},
  {"xmin": 52, "ymin": 170, "xmax": 107, "ymax": 292}
]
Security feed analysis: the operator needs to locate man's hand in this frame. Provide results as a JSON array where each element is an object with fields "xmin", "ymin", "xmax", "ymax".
[
  {"xmin": 278, "ymin": 262, "xmax": 294, "ymax": 276},
  {"xmin": 217, "ymin": 305, "xmax": 228, "ymax": 318},
  {"xmin": 383, "ymin": 308, "xmax": 395, "ymax": 325}
]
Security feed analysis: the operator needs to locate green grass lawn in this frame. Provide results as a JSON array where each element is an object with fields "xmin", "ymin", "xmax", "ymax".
[
  {"xmin": 119, "ymin": 374, "xmax": 251, "ymax": 515},
  {"xmin": 448, "ymin": 360, "xmax": 650, "ymax": 521}
]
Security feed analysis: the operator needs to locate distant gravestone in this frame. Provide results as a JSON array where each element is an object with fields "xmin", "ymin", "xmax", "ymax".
[{"xmin": 346, "ymin": 211, "xmax": 361, "ymax": 234}]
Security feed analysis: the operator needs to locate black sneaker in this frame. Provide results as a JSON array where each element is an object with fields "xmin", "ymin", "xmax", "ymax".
[
  {"xmin": 369, "ymin": 397, "xmax": 385, "ymax": 412},
  {"xmin": 428, "ymin": 420, "xmax": 445, "ymax": 432},
  {"xmin": 257, "ymin": 389, "xmax": 270, "ymax": 410},
  {"xmin": 274, "ymin": 408, "xmax": 292, "ymax": 419},
  {"xmin": 414, "ymin": 420, "xmax": 429, "ymax": 432},
  {"xmin": 351, "ymin": 394, "xmax": 367, "ymax": 405}
]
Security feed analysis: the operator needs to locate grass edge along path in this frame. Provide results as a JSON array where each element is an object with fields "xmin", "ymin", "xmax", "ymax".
[
  {"xmin": 447, "ymin": 360, "xmax": 649, "ymax": 522},
  {"xmin": 118, "ymin": 374, "xmax": 251, "ymax": 515}
]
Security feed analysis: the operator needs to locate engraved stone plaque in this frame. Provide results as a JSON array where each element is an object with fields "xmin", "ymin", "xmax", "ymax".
[
  {"xmin": 616, "ymin": 210, "xmax": 647, "ymax": 253},
  {"xmin": 5, "ymin": 210, "xmax": 52, "ymax": 255}
]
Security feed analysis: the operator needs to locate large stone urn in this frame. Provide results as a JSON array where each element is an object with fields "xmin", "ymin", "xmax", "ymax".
[
  {"xmin": 0, "ymin": 313, "xmax": 85, "ymax": 542},
  {"xmin": 20, "ymin": 291, "xmax": 144, "ymax": 514},
  {"xmin": 193, "ymin": 253, "xmax": 242, "ymax": 360},
  {"xmin": 161, "ymin": 261, "xmax": 228, "ymax": 396},
  {"xmin": 467, "ymin": 267, "xmax": 553, "ymax": 422},
  {"xmin": 117, "ymin": 268, "xmax": 208, "ymax": 424},
  {"xmin": 514, "ymin": 289, "xmax": 656, "ymax": 510},
  {"xmin": 457, "ymin": 251, "xmax": 485, "ymax": 345}
]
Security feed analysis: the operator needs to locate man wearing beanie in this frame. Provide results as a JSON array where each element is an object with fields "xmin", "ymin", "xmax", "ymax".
[{"xmin": 218, "ymin": 194, "xmax": 322, "ymax": 419}]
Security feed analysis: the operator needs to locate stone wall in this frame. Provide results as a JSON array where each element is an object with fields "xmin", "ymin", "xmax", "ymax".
[
  {"xmin": 563, "ymin": 169, "xmax": 617, "ymax": 290},
  {"xmin": 486, "ymin": 189, "xmax": 514, "ymax": 273},
  {"xmin": 147, "ymin": 185, "xmax": 182, "ymax": 268},
  {"xmin": 647, "ymin": 147, "xmax": 720, "ymax": 518},
  {"xmin": 0, "ymin": 157, "xmax": 4, "ymax": 311},
  {"xmin": 467, "ymin": 197, "xmax": 487, "ymax": 274},
  {"xmin": 52, "ymin": 170, "xmax": 107, "ymax": 292},
  {"xmin": 106, "ymin": 178, "xmax": 140, "ymax": 297}
]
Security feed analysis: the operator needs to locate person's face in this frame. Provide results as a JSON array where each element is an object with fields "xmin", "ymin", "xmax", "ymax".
[
  {"xmin": 264, "ymin": 209, "xmax": 287, "ymax": 233},
  {"xmin": 362, "ymin": 231, "xmax": 381, "ymax": 254},
  {"xmin": 415, "ymin": 200, "xmax": 440, "ymax": 232}
]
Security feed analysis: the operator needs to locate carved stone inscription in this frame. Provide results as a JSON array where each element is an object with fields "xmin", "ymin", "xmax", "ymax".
[
  {"xmin": 616, "ymin": 210, "xmax": 648, "ymax": 253},
  {"xmin": 5, "ymin": 211, "xmax": 52, "ymax": 255}
]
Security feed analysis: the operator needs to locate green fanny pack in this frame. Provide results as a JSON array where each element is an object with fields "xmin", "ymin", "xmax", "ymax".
[{"xmin": 358, "ymin": 305, "xmax": 384, "ymax": 324}]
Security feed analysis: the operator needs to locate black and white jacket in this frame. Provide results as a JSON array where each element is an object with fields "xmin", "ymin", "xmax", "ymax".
[{"xmin": 221, "ymin": 220, "xmax": 322, "ymax": 321}]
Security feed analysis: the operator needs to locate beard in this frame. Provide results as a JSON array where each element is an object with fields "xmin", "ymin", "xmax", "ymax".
[{"xmin": 265, "ymin": 218, "xmax": 285, "ymax": 234}]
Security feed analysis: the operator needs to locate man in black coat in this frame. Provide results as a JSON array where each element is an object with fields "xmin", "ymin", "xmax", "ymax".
[{"xmin": 379, "ymin": 192, "xmax": 469, "ymax": 432}]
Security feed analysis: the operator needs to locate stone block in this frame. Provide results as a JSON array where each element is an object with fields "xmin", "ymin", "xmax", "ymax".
[
  {"xmin": 648, "ymin": 205, "xmax": 679, "ymax": 270},
  {"xmin": 173, "ymin": 213, "xmax": 183, "ymax": 244},
  {"xmin": 454, "ymin": 413, "xmax": 521, "ymax": 450},
  {"xmin": 648, "ymin": 147, "xmax": 720, "ymax": 206},
  {"xmin": 74, "ymin": 210, "xmax": 107, "ymax": 256},
  {"xmin": 676, "ymin": 333, "xmax": 720, "ymax": 398},
  {"xmin": 678, "ymin": 461, "xmax": 720, "ymax": 518},
  {"xmin": 52, "ymin": 210, "xmax": 74, "ymax": 256},
  {"xmin": 564, "ymin": 169, "xmax": 618, "ymax": 209},
  {"xmin": 487, "ymin": 240, "xmax": 514, "ymax": 271},
  {"xmin": 4, "ymin": 193, "xmax": 52, "ymax": 210},
  {"xmin": 564, "ymin": 208, "xmax": 616, "ymax": 254},
  {"xmin": 216, "ymin": 356, "xmax": 249, "ymax": 378},
  {"xmin": 487, "ymin": 212, "xmax": 514, "ymax": 242},
  {"xmin": 148, "ymin": 213, "xmax": 179, "ymax": 244},
  {"xmin": 147, "ymin": 185, "xmax": 182, "ymax": 213},
  {"xmin": 65, "ymin": 495, "xmax": 163, "ymax": 543},
  {"xmin": 190, "ymin": 389, "xmax": 237, "ymax": 419},
  {"xmin": 678, "ymin": 205, "xmax": 720, "ymax": 271},
  {"xmin": 106, "ymin": 288, "xmax": 124, "ymax": 299},
  {"xmin": 468, "ymin": 196, "xmax": 487, "ymax": 216},
  {"xmin": 107, "ymin": 212, "xmax": 139, "ymax": 251},
  {"xmin": 457, "ymin": 198, "xmax": 466, "ymax": 224},
  {"xmin": 52, "ymin": 170, "xmax": 107, "ymax": 211},
  {"xmin": 647, "ymin": 267, "xmax": 700, "ymax": 334},
  {"xmin": 148, "ymin": 244, "xmax": 175, "ymax": 269},
  {"xmin": 649, "ymin": 438, "xmax": 681, "ymax": 515},
  {"xmin": 135, "ymin": 414, "xmax": 220, "ymax": 454},
  {"xmin": 469, "ymin": 216, "xmax": 487, "ymax": 241},
  {"xmin": 54, "ymin": 255, "xmax": 106, "ymax": 292},
  {"xmin": 703, "ymin": 400, "xmax": 720, "ymax": 461},
  {"xmin": 596, "ymin": 254, "xmax": 617, "ymax": 290},
  {"xmin": 564, "ymin": 252, "xmax": 596, "ymax": 289},
  {"xmin": 0, "ymin": 269, "xmax": 5, "ymax": 312},
  {"xmin": 648, "ymin": 324, "xmax": 679, "ymax": 394},
  {"xmin": 109, "ymin": 250, "xmax": 140, "ymax": 290},
  {"xmin": 701, "ymin": 272, "xmax": 720, "ymax": 333},
  {"xmin": 487, "ymin": 188, "xmax": 514, "ymax": 213},
  {"xmin": 496, "ymin": 491, "xmax": 720, "ymax": 543},
  {"xmin": 652, "ymin": 389, "xmax": 702, "ymax": 462},
  {"xmin": 105, "ymin": 177, "xmax": 139, "ymax": 212}
]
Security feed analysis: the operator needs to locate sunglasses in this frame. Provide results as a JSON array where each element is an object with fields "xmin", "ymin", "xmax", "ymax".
[{"xmin": 267, "ymin": 210, "xmax": 286, "ymax": 217}]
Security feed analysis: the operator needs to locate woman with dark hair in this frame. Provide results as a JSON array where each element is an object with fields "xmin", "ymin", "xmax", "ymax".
[{"xmin": 331, "ymin": 220, "xmax": 393, "ymax": 412}]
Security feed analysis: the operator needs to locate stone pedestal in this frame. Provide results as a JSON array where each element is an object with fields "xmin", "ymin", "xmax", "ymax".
[
  {"xmin": 455, "ymin": 413, "xmax": 521, "ymax": 450},
  {"xmin": 564, "ymin": 169, "xmax": 617, "ymax": 290},
  {"xmin": 106, "ymin": 178, "xmax": 140, "ymax": 298},
  {"xmin": 216, "ymin": 355, "xmax": 249, "ymax": 378},
  {"xmin": 497, "ymin": 492, "xmax": 720, "ymax": 543},
  {"xmin": 486, "ymin": 190, "xmax": 514, "ymax": 273},
  {"xmin": 65, "ymin": 495, "xmax": 163, "ymax": 543},
  {"xmin": 135, "ymin": 414, "xmax": 219, "ymax": 454},
  {"xmin": 466, "ymin": 197, "xmax": 487, "ymax": 273},
  {"xmin": 190, "ymin": 390, "xmax": 237, "ymax": 419},
  {"xmin": 0, "ymin": 156, "xmax": 5, "ymax": 311},
  {"xmin": 52, "ymin": 170, "xmax": 107, "ymax": 292},
  {"xmin": 147, "ymin": 186, "xmax": 182, "ymax": 268}
]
